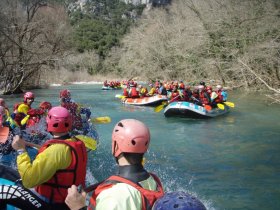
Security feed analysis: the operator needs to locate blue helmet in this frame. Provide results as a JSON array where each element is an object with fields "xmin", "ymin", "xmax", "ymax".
[{"xmin": 153, "ymin": 191, "xmax": 207, "ymax": 210}]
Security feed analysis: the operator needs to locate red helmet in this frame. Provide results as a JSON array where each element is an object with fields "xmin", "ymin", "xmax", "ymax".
[
  {"xmin": 112, "ymin": 119, "xmax": 150, "ymax": 158},
  {"xmin": 60, "ymin": 89, "xmax": 71, "ymax": 99},
  {"xmin": 0, "ymin": 98, "xmax": 6, "ymax": 107},
  {"xmin": 46, "ymin": 106, "xmax": 72, "ymax": 133},
  {"xmin": 39, "ymin": 101, "xmax": 52, "ymax": 111},
  {"xmin": 24, "ymin": 92, "xmax": 35, "ymax": 102}
]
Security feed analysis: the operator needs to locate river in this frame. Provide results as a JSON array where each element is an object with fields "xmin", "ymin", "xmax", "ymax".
[{"xmin": 2, "ymin": 84, "xmax": 280, "ymax": 210}]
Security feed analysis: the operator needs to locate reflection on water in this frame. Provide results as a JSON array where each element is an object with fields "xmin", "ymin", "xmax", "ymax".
[{"xmin": 1, "ymin": 86, "xmax": 280, "ymax": 210}]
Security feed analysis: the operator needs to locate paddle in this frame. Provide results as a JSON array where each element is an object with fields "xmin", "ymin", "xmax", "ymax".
[
  {"xmin": 25, "ymin": 141, "xmax": 41, "ymax": 149},
  {"xmin": 217, "ymin": 103, "xmax": 225, "ymax": 110},
  {"xmin": 115, "ymin": 94, "xmax": 126, "ymax": 99},
  {"xmin": 25, "ymin": 135, "xmax": 98, "ymax": 151},
  {"xmin": 154, "ymin": 101, "xmax": 168, "ymax": 113},
  {"xmin": 75, "ymin": 135, "xmax": 97, "ymax": 151},
  {"xmin": 154, "ymin": 95, "xmax": 180, "ymax": 113},
  {"xmin": 224, "ymin": 101, "xmax": 235, "ymax": 108},
  {"xmin": 90, "ymin": 116, "xmax": 111, "ymax": 124}
]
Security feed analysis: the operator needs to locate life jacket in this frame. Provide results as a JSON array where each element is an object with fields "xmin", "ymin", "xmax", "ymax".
[
  {"xmin": 199, "ymin": 91, "xmax": 210, "ymax": 105},
  {"xmin": 214, "ymin": 90, "xmax": 224, "ymax": 103},
  {"xmin": 12, "ymin": 102, "xmax": 30, "ymax": 127},
  {"xmin": 130, "ymin": 87, "xmax": 139, "ymax": 98},
  {"xmin": 25, "ymin": 108, "xmax": 45, "ymax": 128},
  {"xmin": 171, "ymin": 91, "xmax": 180, "ymax": 102},
  {"xmin": 140, "ymin": 87, "xmax": 148, "ymax": 97},
  {"xmin": 35, "ymin": 138, "xmax": 87, "ymax": 203},
  {"xmin": 88, "ymin": 173, "xmax": 164, "ymax": 210},
  {"xmin": 123, "ymin": 88, "xmax": 129, "ymax": 97},
  {"xmin": 148, "ymin": 87, "xmax": 156, "ymax": 96}
]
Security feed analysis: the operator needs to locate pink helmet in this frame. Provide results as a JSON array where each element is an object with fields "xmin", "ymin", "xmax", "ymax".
[
  {"xmin": 60, "ymin": 89, "xmax": 71, "ymax": 99},
  {"xmin": 46, "ymin": 106, "xmax": 72, "ymax": 133},
  {"xmin": 24, "ymin": 92, "xmax": 35, "ymax": 102},
  {"xmin": 112, "ymin": 119, "xmax": 150, "ymax": 157}
]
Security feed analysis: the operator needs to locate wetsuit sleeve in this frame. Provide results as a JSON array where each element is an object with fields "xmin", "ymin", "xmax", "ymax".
[{"xmin": 17, "ymin": 144, "xmax": 72, "ymax": 188}]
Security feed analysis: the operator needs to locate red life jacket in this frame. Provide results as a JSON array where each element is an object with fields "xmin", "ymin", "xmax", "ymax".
[
  {"xmin": 171, "ymin": 92, "xmax": 180, "ymax": 102},
  {"xmin": 130, "ymin": 87, "xmax": 139, "ymax": 98},
  {"xmin": 88, "ymin": 173, "xmax": 164, "ymax": 210},
  {"xmin": 199, "ymin": 91, "xmax": 210, "ymax": 105},
  {"xmin": 35, "ymin": 138, "xmax": 87, "ymax": 203},
  {"xmin": 215, "ymin": 90, "xmax": 224, "ymax": 103},
  {"xmin": 123, "ymin": 88, "xmax": 129, "ymax": 97}
]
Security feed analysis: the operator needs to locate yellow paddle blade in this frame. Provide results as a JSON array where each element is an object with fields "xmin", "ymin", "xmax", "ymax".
[
  {"xmin": 91, "ymin": 116, "xmax": 111, "ymax": 124},
  {"xmin": 141, "ymin": 157, "xmax": 146, "ymax": 166},
  {"xmin": 115, "ymin": 94, "xmax": 126, "ymax": 99},
  {"xmin": 217, "ymin": 103, "xmax": 225, "ymax": 110},
  {"xmin": 224, "ymin": 101, "xmax": 235, "ymax": 108},
  {"xmin": 154, "ymin": 104, "xmax": 165, "ymax": 113},
  {"xmin": 75, "ymin": 135, "xmax": 97, "ymax": 151}
]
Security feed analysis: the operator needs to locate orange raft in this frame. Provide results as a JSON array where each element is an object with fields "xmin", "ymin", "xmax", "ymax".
[{"xmin": 122, "ymin": 95, "xmax": 168, "ymax": 106}]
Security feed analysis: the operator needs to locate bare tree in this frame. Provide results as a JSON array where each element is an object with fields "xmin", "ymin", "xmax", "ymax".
[
  {"xmin": 0, "ymin": 0, "xmax": 71, "ymax": 94},
  {"xmin": 112, "ymin": 0, "xmax": 280, "ymax": 91}
]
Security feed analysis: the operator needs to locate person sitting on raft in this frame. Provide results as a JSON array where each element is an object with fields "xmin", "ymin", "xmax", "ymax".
[
  {"xmin": 59, "ymin": 89, "xmax": 91, "ymax": 132},
  {"xmin": 65, "ymin": 119, "xmax": 164, "ymax": 210},
  {"xmin": 0, "ymin": 107, "xmax": 89, "ymax": 210},
  {"xmin": 11, "ymin": 92, "xmax": 35, "ymax": 129}
]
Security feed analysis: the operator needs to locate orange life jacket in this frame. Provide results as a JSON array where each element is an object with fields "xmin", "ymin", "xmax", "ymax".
[
  {"xmin": 88, "ymin": 173, "xmax": 164, "ymax": 210},
  {"xmin": 35, "ymin": 138, "xmax": 87, "ymax": 203}
]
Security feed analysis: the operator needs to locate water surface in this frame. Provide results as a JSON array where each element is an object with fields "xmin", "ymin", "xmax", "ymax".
[{"xmin": 3, "ymin": 85, "xmax": 280, "ymax": 210}]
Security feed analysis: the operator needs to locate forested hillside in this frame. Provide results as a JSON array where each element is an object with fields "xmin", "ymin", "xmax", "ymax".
[
  {"xmin": 112, "ymin": 0, "xmax": 280, "ymax": 90},
  {"xmin": 0, "ymin": 0, "xmax": 279, "ymax": 101}
]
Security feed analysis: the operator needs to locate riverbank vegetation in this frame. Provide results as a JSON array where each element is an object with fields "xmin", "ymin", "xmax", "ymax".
[{"xmin": 0, "ymin": 0, "xmax": 279, "ymax": 103}]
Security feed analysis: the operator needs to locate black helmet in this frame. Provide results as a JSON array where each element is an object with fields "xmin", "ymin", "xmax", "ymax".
[{"xmin": 199, "ymin": 81, "xmax": 206, "ymax": 86}]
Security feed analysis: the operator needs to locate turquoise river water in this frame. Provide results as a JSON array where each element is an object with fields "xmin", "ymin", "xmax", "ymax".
[{"xmin": 2, "ymin": 84, "xmax": 280, "ymax": 210}]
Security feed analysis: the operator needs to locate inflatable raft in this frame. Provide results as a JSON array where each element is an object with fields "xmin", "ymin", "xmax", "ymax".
[
  {"xmin": 164, "ymin": 101, "xmax": 230, "ymax": 118},
  {"xmin": 122, "ymin": 95, "xmax": 168, "ymax": 106},
  {"xmin": 101, "ymin": 86, "xmax": 121, "ymax": 90}
]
